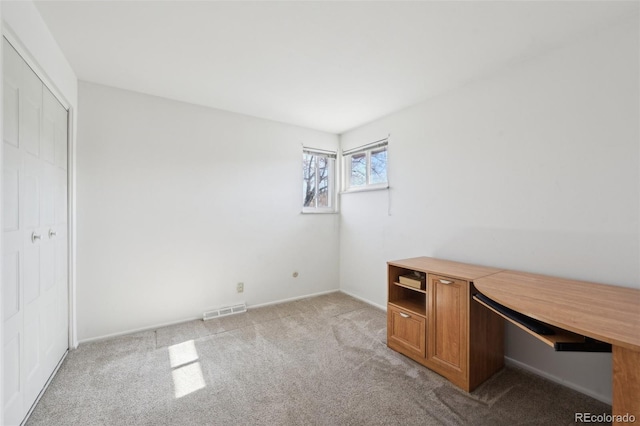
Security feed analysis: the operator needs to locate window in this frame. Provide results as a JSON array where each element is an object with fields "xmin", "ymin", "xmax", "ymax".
[
  {"xmin": 343, "ymin": 138, "xmax": 388, "ymax": 191},
  {"xmin": 302, "ymin": 148, "xmax": 336, "ymax": 213}
]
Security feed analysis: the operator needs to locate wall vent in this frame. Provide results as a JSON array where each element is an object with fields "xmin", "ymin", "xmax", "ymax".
[{"xmin": 203, "ymin": 303, "xmax": 247, "ymax": 321}]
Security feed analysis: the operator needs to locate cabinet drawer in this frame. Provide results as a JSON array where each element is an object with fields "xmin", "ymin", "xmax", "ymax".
[{"xmin": 388, "ymin": 304, "xmax": 426, "ymax": 358}]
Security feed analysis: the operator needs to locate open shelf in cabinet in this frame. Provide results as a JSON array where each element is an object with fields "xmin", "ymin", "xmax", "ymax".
[
  {"xmin": 388, "ymin": 265, "xmax": 427, "ymax": 317},
  {"xmin": 393, "ymin": 281, "xmax": 427, "ymax": 293},
  {"xmin": 388, "ymin": 298, "xmax": 426, "ymax": 317}
]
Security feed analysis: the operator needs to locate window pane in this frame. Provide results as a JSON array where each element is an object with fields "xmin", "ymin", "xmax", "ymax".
[
  {"xmin": 370, "ymin": 148, "xmax": 387, "ymax": 185},
  {"xmin": 350, "ymin": 153, "xmax": 366, "ymax": 187},
  {"xmin": 302, "ymin": 153, "xmax": 317, "ymax": 207},
  {"xmin": 317, "ymin": 156, "xmax": 329, "ymax": 208}
]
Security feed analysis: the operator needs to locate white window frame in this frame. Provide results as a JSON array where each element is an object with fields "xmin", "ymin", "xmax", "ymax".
[
  {"xmin": 342, "ymin": 138, "xmax": 389, "ymax": 192},
  {"xmin": 302, "ymin": 147, "xmax": 337, "ymax": 214}
]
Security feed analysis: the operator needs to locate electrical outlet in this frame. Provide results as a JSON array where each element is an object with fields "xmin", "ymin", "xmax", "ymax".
[{"xmin": 237, "ymin": 282, "xmax": 244, "ymax": 293}]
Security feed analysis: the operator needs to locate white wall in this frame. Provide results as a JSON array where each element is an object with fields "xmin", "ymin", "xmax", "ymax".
[
  {"xmin": 339, "ymin": 17, "xmax": 638, "ymax": 403},
  {"xmin": 77, "ymin": 82, "xmax": 339, "ymax": 341}
]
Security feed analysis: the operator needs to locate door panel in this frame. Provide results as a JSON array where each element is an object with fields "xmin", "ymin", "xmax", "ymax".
[
  {"xmin": 48, "ymin": 82, "xmax": 69, "ymax": 378},
  {"xmin": 23, "ymin": 245, "xmax": 40, "ymax": 305},
  {"xmin": 21, "ymin": 66, "xmax": 42, "ymax": 158},
  {"xmin": 42, "ymin": 165, "xmax": 56, "ymax": 226},
  {"xmin": 21, "ymin": 102, "xmax": 40, "ymax": 157},
  {"xmin": 42, "ymin": 88, "xmax": 57, "ymax": 165},
  {"xmin": 23, "ymin": 172, "xmax": 40, "ymax": 229},
  {"xmin": 54, "ymin": 168, "xmax": 66, "ymax": 224},
  {"xmin": 2, "ymin": 46, "xmax": 20, "ymax": 164},
  {"xmin": 3, "ymin": 82, "xmax": 19, "ymax": 148},
  {"xmin": 55, "ymin": 226, "xmax": 68, "ymax": 288},
  {"xmin": 3, "ymin": 335, "xmax": 21, "ymax": 404},
  {"xmin": 23, "ymin": 309, "xmax": 43, "ymax": 405},
  {"xmin": 43, "ymin": 300, "xmax": 56, "ymax": 373},
  {"xmin": 23, "ymin": 313, "xmax": 40, "ymax": 380},
  {"xmin": 3, "ymin": 253, "xmax": 20, "ymax": 321},
  {"xmin": 41, "ymin": 239, "xmax": 55, "ymax": 292},
  {"xmin": 54, "ymin": 106, "xmax": 67, "ymax": 170},
  {"xmin": 3, "ymin": 168, "xmax": 19, "ymax": 232}
]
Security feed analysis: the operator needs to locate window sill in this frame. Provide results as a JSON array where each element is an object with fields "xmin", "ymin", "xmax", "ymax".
[
  {"xmin": 301, "ymin": 209, "xmax": 339, "ymax": 215},
  {"xmin": 340, "ymin": 185, "xmax": 389, "ymax": 195}
]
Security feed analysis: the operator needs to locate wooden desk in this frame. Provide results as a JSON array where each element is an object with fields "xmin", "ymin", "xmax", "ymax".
[{"xmin": 474, "ymin": 271, "xmax": 640, "ymax": 424}]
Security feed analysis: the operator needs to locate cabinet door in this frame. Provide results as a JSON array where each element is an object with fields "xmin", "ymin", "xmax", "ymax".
[
  {"xmin": 427, "ymin": 274, "xmax": 468, "ymax": 377},
  {"xmin": 387, "ymin": 304, "xmax": 426, "ymax": 358}
]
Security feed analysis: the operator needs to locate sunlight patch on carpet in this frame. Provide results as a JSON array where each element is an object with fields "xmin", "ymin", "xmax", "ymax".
[
  {"xmin": 169, "ymin": 340, "xmax": 200, "ymax": 368},
  {"xmin": 169, "ymin": 340, "xmax": 206, "ymax": 398}
]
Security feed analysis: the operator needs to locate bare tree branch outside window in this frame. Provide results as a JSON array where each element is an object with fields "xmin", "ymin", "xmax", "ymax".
[
  {"xmin": 345, "ymin": 142, "xmax": 388, "ymax": 189},
  {"xmin": 370, "ymin": 148, "xmax": 387, "ymax": 184},
  {"xmin": 350, "ymin": 153, "xmax": 366, "ymax": 187},
  {"xmin": 303, "ymin": 153, "xmax": 316, "ymax": 207},
  {"xmin": 303, "ymin": 151, "xmax": 334, "ymax": 209}
]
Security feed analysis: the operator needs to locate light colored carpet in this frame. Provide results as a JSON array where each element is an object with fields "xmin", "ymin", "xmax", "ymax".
[{"xmin": 26, "ymin": 292, "xmax": 610, "ymax": 425}]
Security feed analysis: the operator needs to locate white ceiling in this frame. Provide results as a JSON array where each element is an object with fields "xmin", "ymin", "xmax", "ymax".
[{"xmin": 34, "ymin": 1, "xmax": 637, "ymax": 134}]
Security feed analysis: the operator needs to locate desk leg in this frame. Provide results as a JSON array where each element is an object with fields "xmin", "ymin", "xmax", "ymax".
[{"xmin": 613, "ymin": 345, "xmax": 640, "ymax": 424}]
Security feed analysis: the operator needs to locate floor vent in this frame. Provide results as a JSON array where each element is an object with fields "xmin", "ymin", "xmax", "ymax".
[{"xmin": 203, "ymin": 303, "xmax": 247, "ymax": 321}]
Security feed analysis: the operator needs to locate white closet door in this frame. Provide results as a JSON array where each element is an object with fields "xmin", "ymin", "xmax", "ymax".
[
  {"xmin": 3, "ymin": 38, "xmax": 69, "ymax": 426},
  {"xmin": 3, "ymin": 37, "xmax": 25, "ymax": 426}
]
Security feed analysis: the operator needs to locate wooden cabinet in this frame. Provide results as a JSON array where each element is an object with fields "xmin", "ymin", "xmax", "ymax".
[{"xmin": 387, "ymin": 257, "xmax": 504, "ymax": 391}]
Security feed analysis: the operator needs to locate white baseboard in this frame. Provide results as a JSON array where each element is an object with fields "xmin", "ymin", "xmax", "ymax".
[
  {"xmin": 339, "ymin": 289, "xmax": 386, "ymax": 311},
  {"xmin": 504, "ymin": 356, "xmax": 612, "ymax": 405},
  {"xmin": 249, "ymin": 288, "xmax": 339, "ymax": 309},
  {"xmin": 78, "ymin": 315, "xmax": 202, "ymax": 345},
  {"xmin": 78, "ymin": 288, "xmax": 341, "ymax": 345}
]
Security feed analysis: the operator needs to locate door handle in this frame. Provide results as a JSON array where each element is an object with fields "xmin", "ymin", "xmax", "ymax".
[
  {"xmin": 399, "ymin": 312, "xmax": 411, "ymax": 318},
  {"xmin": 439, "ymin": 279, "xmax": 453, "ymax": 285},
  {"xmin": 49, "ymin": 229, "xmax": 57, "ymax": 239},
  {"xmin": 31, "ymin": 232, "xmax": 41, "ymax": 243}
]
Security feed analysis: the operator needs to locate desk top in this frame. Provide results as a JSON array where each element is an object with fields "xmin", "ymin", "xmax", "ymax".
[
  {"xmin": 474, "ymin": 271, "xmax": 640, "ymax": 351},
  {"xmin": 388, "ymin": 257, "xmax": 502, "ymax": 281}
]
